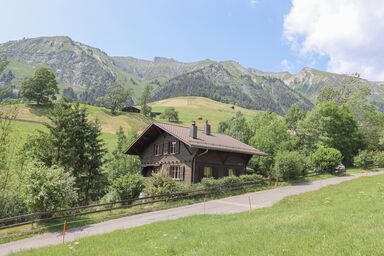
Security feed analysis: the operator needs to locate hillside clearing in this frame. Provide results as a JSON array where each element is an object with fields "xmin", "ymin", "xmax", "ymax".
[
  {"xmin": 11, "ymin": 173, "xmax": 384, "ymax": 256},
  {"xmin": 150, "ymin": 96, "xmax": 259, "ymax": 130}
]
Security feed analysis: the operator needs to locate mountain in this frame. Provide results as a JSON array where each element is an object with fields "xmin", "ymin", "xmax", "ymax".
[
  {"xmin": 151, "ymin": 61, "xmax": 313, "ymax": 114},
  {"xmin": 0, "ymin": 36, "xmax": 383, "ymax": 113}
]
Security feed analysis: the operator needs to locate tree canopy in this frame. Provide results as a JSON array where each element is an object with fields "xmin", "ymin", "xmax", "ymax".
[{"xmin": 20, "ymin": 67, "xmax": 59, "ymax": 105}]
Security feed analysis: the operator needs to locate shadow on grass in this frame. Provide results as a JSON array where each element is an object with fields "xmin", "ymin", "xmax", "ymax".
[{"xmin": 26, "ymin": 104, "xmax": 52, "ymax": 117}]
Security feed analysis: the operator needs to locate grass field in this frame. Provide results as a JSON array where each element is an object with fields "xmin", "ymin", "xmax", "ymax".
[
  {"xmin": 5, "ymin": 97, "xmax": 258, "ymax": 152},
  {"xmin": 150, "ymin": 96, "xmax": 259, "ymax": 131},
  {"xmin": 13, "ymin": 173, "xmax": 384, "ymax": 256}
]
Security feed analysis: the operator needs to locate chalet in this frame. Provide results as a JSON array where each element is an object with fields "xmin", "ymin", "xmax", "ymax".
[
  {"xmin": 125, "ymin": 121, "xmax": 267, "ymax": 184},
  {"xmin": 121, "ymin": 106, "xmax": 141, "ymax": 113}
]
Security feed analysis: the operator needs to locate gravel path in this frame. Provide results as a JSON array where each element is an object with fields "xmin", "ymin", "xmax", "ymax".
[{"xmin": 1, "ymin": 171, "xmax": 383, "ymax": 256}]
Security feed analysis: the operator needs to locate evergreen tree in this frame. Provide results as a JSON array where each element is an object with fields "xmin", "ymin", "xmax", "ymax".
[{"xmin": 24, "ymin": 99, "xmax": 106, "ymax": 203}]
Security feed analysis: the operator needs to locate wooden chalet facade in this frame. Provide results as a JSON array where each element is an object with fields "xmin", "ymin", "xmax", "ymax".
[{"xmin": 125, "ymin": 121, "xmax": 267, "ymax": 184}]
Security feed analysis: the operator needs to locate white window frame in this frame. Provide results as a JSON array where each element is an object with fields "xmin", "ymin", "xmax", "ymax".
[
  {"xmin": 170, "ymin": 141, "xmax": 177, "ymax": 154},
  {"xmin": 228, "ymin": 168, "xmax": 236, "ymax": 176},
  {"xmin": 204, "ymin": 166, "xmax": 212, "ymax": 178},
  {"xmin": 169, "ymin": 166, "xmax": 184, "ymax": 181},
  {"xmin": 154, "ymin": 144, "xmax": 161, "ymax": 156}
]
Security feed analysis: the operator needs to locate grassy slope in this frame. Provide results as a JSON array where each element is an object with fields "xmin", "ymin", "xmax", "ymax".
[
  {"xmin": 8, "ymin": 97, "xmax": 258, "ymax": 152},
  {"xmin": 15, "ymin": 174, "xmax": 384, "ymax": 256},
  {"xmin": 9, "ymin": 104, "xmax": 150, "ymax": 152},
  {"xmin": 150, "ymin": 96, "xmax": 259, "ymax": 131}
]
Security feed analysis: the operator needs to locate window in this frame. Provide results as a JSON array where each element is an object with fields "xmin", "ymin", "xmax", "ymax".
[
  {"xmin": 228, "ymin": 168, "xmax": 236, "ymax": 176},
  {"xmin": 154, "ymin": 144, "xmax": 161, "ymax": 156},
  {"xmin": 169, "ymin": 166, "xmax": 184, "ymax": 181},
  {"xmin": 204, "ymin": 167, "xmax": 212, "ymax": 178},
  {"xmin": 169, "ymin": 141, "xmax": 177, "ymax": 154}
]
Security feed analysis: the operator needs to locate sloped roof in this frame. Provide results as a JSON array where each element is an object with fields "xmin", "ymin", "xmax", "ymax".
[{"xmin": 125, "ymin": 122, "xmax": 267, "ymax": 156}]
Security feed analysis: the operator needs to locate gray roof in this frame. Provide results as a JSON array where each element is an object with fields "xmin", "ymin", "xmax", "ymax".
[{"xmin": 126, "ymin": 122, "xmax": 267, "ymax": 156}]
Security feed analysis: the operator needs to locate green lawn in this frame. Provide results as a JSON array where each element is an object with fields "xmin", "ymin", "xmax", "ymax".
[{"xmin": 14, "ymin": 173, "xmax": 384, "ymax": 256}]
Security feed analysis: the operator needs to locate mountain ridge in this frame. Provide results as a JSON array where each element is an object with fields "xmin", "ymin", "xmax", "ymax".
[{"xmin": 1, "ymin": 36, "xmax": 383, "ymax": 112}]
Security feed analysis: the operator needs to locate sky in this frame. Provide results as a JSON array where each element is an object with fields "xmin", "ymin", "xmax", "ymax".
[{"xmin": 1, "ymin": 0, "xmax": 383, "ymax": 80}]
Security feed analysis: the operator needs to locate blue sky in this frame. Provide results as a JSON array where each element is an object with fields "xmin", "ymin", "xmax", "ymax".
[{"xmin": 0, "ymin": 0, "xmax": 359, "ymax": 75}]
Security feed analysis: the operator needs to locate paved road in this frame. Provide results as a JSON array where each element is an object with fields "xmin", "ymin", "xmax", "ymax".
[{"xmin": 1, "ymin": 171, "xmax": 383, "ymax": 256}]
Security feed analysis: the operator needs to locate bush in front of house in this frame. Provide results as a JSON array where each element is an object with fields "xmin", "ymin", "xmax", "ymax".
[
  {"xmin": 239, "ymin": 173, "xmax": 263, "ymax": 183},
  {"xmin": 144, "ymin": 169, "xmax": 178, "ymax": 197},
  {"xmin": 22, "ymin": 164, "xmax": 78, "ymax": 212},
  {"xmin": 273, "ymin": 150, "xmax": 305, "ymax": 179},
  {"xmin": 309, "ymin": 146, "xmax": 343, "ymax": 174},
  {"xmin": 373, "ymin": 151, "xmax": 384, "ymax": 167},
  {"xmin": 111, "ymin": 173, "xmax": 145, "ymax": 201},
  {"xmin": 201, "ymin": 174, "xmax": 263, "ymax": 189},
  {"xmin": 354, "ymin": 150, "xmax": 375, "ymax": 170}
]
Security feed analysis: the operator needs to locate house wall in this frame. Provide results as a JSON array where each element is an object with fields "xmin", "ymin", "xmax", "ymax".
[
  {"xmin": 140, "ymin": 132, "xmax": 197, "ymax": 184},
  {"xmin": 193, "ymin": 150, "xmax": 250, "ymax": 183}
]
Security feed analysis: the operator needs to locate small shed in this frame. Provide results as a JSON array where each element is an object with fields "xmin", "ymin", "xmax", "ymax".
[{"xmin": 121, "ymin": 106, "xmax": 141, "ymax": 113}]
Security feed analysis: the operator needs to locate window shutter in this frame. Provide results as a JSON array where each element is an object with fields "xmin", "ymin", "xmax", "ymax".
[
  {"xmin": 160, "ymin": 143, "xmax": 163, "ymax": 155},
  {"xmin": 176, "ymin": 141, "xmax": 180, "ymax": 154},
  {"xmin": 153, "ymin": 144, "xmax": 155, "ymax": 155},
  {"xmin": 182, "ymin": 166, "xmax": 185, "ymax": 181},
  {"xmin": 168, "ymin": 142, "xmax": 171, "ymax": 154}
]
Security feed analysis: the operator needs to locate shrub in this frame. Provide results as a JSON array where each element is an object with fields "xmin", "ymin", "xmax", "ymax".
[
  {"xmin": 22, "ymin": 164, "xmax": 78, "ymax": 212},
  {"xmin": 373, "ymin": 151, "xmax": 384, "ymax": 167},
  {"xmin": 111, "ymin": 173, "xmax": 144, "ymax": 201},
  {"xmin": 354, "ymin": 150, "xmax": 375, "ymax": 170},
  {"xmin": 274, "ymin": 150, "xmax": 305, "ymax": 179},
  {"xmin": 220, "ymin": 176, "xmax": 241, "ymax": 186},
  {"xmin": 309, "ymin": 147, "xmax": 343, "ymax": 174},
  {"xmin": 201, "ymin": 177, "xmax": 218, "ymax": 188},
  {"xmin": 144, "ymin": 169, "xmax": 178, "ymax": 197},
  {"xmin": 239, "ymin": 174, "xmax": 263, "ymax": 183}
]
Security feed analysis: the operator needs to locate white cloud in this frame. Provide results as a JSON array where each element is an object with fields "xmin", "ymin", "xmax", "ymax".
[
  {"xmin": 280, "ymin": 59, "xmax": 294, "ymax": 72},
  {"xmin": 250, "ymin": 0, "xmax": 259, "ymax": 9},
  {"xmin": 283, "ymin": 0, "xmax": 384, "ymax": 81}
]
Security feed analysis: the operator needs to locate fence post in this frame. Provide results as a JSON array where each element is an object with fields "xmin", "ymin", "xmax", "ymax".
[
  {"xmin": 248, "ymin": 196, "xmax": 252, "ymax": 211},
  {"xmin": 203, "ymin": 197, "xmax": 206, "ymax": 214},
  {"xmin": 62, "ymin": 219, "xmax": 67, "ymax": 245}
]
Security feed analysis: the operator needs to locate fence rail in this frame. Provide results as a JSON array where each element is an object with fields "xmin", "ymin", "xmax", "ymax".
[{"xmin": 0, "ymin": 179, "xmax": 267, "ymax": 235}]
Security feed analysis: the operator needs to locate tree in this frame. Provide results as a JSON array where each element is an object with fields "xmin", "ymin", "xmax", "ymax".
[
  {"xmin": 218, "ymin": 112, "xmax": 252, "ymax": 143},
  {"xmin": 284, "ymin": 103, "xmax": 306, "ymax": 132},
  {"xmin": 104, "ymin": 127, "xmax": 141, "ymax": 182},
  {"xmin": 22, "ymin": 164, "xmax": 77, "ymax": 212},
  {"xmin": 248, "ymin": 112, "xmax": 289, "ymax": 176},
  {"xmin": 99, "ymin": 84, "xmax": 132, "ymax": 115},
  {"xmin": 160, "ymin": 107, "xmax": 179, "ymax": 122},
  {"xmin": 309, "ymin": 147, "xmax": 343, "ymax": 174},
  {"xmin": 299, "ymin": 102, "xmax": 363, "ymax": 165},
  {"xmin": 0, "ymin": 58, "xmax": 10, "ymax": 97},
  {"xmin": 20, "ymin": 67, "xmax": 59, "ymax": 105},
  {"xmin": 140, "ymin": 85, "xmax": 152, "ymax": 117},
  {"xmin": 317, "ymin": 87, "xmax": 344, "ymax": 104},
  {"xmin": 63, "ymin": 87, "xmax": 78, "ymax": 102},
  {"xmin": 273, "ymin": 150, "xmax": 305, "ymax": 179},
  {"xmin": 24, "ymin": 99, "xmax": 106, "ymax": 203},
  {"xmin": 354, "ymin": 150, "xmax": 375, "ymax": 170}
]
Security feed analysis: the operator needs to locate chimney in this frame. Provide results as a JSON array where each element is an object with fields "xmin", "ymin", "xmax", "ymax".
[
  {"xmin": 204, "ymin": 120, "xmax": 211, "ymax": 135},
  {"xmin": 190, "ymin": 121, "xmax": 197, "ymax": 139}
]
